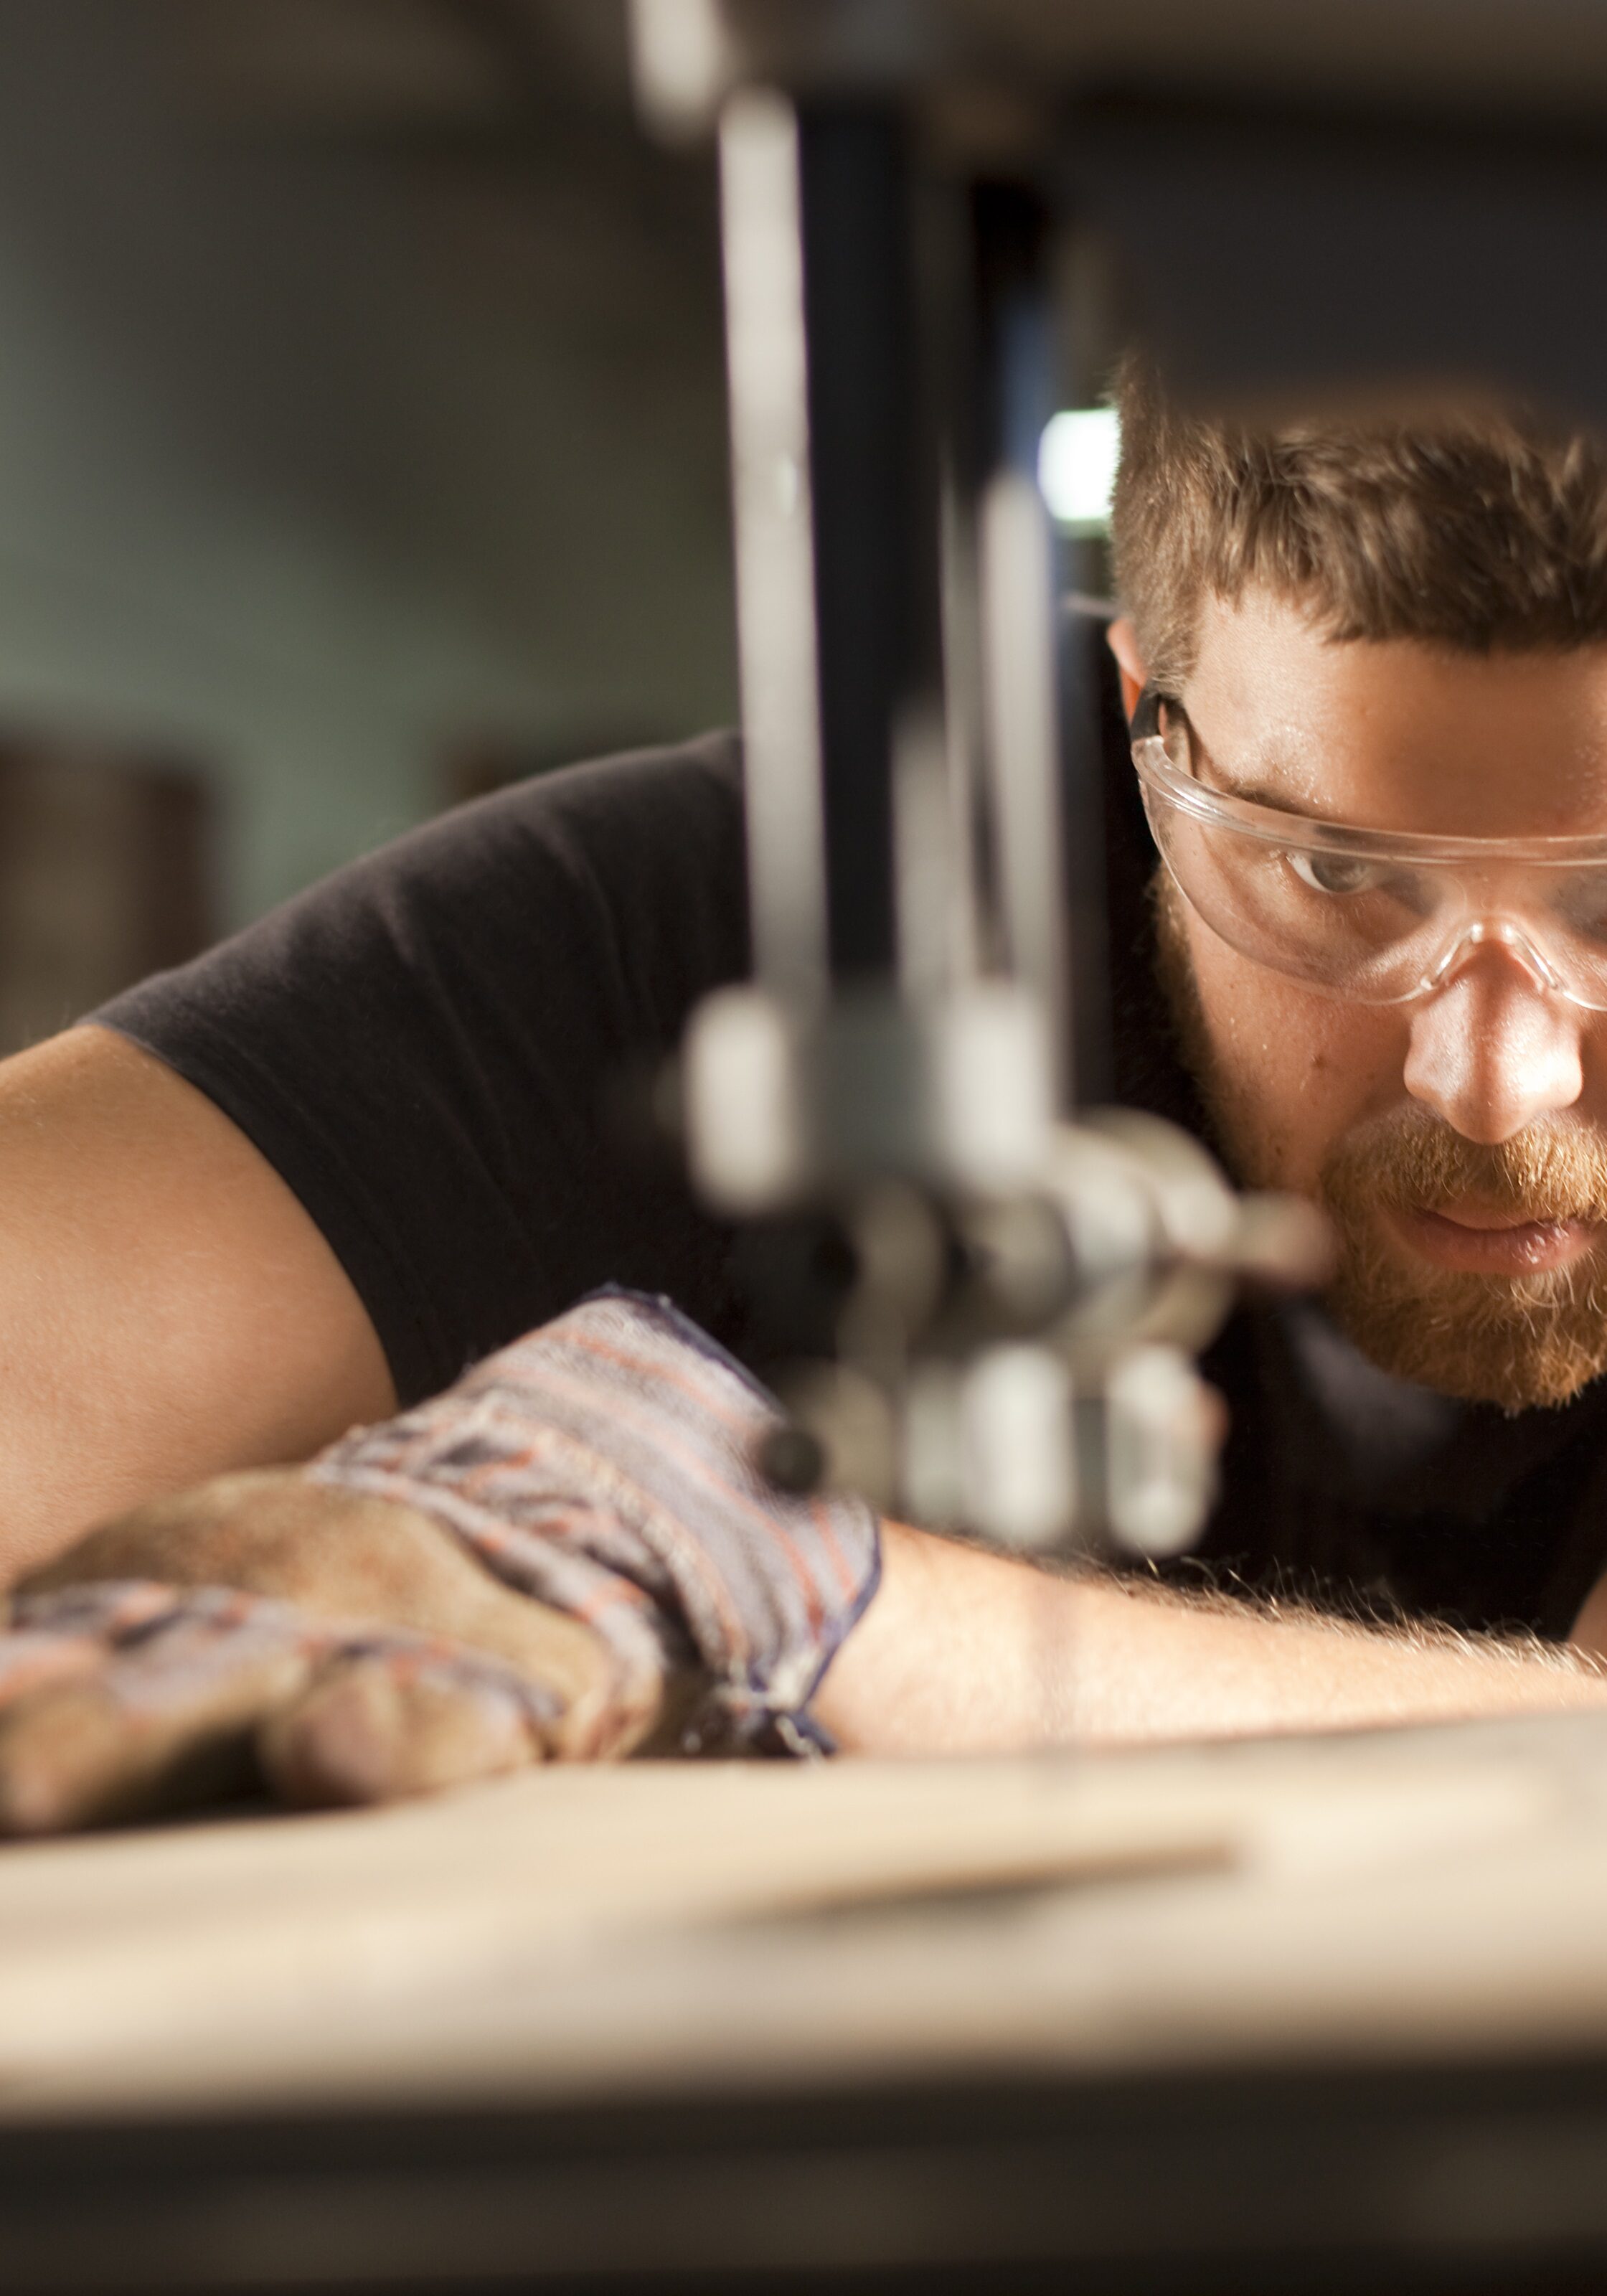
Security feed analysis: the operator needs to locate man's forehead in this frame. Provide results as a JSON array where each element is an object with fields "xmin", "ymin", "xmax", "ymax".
[{"xmin": 1182, "ymin": 587, "xmax": 1607, "ymax": 837}]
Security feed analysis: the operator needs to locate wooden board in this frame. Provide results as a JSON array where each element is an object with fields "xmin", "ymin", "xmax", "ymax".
[{"xmin": 1, "ymin": 1712, "xmax": 1602, "ymax": 2120}]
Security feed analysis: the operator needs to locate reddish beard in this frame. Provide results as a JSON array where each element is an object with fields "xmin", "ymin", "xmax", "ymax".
[
  {"xmin": 1152, "ymin": 872, "xmax": 1607, "ymax": 1411},
  {"xmin": 1319, "ymin": 1109, "xmax": 1607, "ymax": 1408}
]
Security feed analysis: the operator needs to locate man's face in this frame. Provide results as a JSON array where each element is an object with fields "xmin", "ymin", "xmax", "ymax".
[{"xmin": 1111, "ymin": 588, "xmax": 1607, "ymax": 1410}]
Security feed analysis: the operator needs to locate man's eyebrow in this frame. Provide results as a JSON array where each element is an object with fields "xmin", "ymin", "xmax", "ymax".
[{"xmin": 1187, "ymin": 735, "xmax": 1334, "ymax": 822}]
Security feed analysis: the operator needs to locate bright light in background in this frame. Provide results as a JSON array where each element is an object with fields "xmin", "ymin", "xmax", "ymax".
[{"xmin": 1038, "ymin": 406, "xmax": 1120, "ymax": 532}]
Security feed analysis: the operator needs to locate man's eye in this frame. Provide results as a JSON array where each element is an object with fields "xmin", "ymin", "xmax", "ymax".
[{"xmin": 1287, "ymin": 851, "xmax": 1382, "ymax": 895}]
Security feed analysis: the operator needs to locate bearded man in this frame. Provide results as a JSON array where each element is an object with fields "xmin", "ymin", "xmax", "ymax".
[{"xmin": 6, "ymin": 365, "xmax": 1607, "ymax": 1826}]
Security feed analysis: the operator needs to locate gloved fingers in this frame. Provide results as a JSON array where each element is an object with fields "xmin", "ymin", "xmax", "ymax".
[
  {"xmin": 257, "ymin": 1647, "xmax": 553, "ymax": 1809},
  {"xmin": 18, "ymin": 1479, "xmax": 660, "ymax": 1750},
  {"xmin": 0, "ymin": 1590, "xmax": 318, "ymax": 1837},
  {"xmin": 0, "ymin": 1582, "xmax": 182, "ymax": 1713},
  {"xmin": 0, "ymin": 1566, "xmax": 651, "ymax": 1834}
]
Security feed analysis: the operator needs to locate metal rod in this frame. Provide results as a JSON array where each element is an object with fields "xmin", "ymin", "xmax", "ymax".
[
  {"xmin": 796, "ymin": 102, "xmax": 916, "ymax": 982},
  {"xmin": 718, "ymin": 88, "xmax": 829, "ymax": 1001},
  {"xmin": 971, "ymin": 182, "xmax": 1073, "ymax": 1105}
]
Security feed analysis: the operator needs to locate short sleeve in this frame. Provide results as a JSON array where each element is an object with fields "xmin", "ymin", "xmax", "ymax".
[{"xmin": 95, "ymin": 735, "xmax": 751, "ymax": 1406}]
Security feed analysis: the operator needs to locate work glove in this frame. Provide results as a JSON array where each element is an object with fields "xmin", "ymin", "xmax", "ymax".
[{"xmin": 0, "ymin": 1292, "xmax": 880, "ymax": 1835}]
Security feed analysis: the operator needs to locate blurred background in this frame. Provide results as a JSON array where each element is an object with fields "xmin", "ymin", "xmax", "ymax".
[
  {"xmin": 0, "ymin": 0, "xmax": 1113, "ymax": 1059},
  {"xmin": 0, "ymin": 0, "xmax": 744, "ymax": 1049}
]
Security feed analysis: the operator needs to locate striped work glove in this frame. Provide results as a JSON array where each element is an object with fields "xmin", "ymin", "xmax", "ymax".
[{"xmin": 0, "ymin": 1293, "xmax": 880, "ymax": 1834}]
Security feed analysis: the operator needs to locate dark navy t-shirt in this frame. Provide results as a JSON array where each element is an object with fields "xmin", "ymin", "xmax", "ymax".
[{"xmin": 97, "ymin": 613, "xmax": 1607, "ymax": 1642}]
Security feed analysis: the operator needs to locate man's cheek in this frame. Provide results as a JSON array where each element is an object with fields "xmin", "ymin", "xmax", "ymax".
[{"xmin": 1187, "ymin": 938, "xmax": 1398, "ymax": 1194}]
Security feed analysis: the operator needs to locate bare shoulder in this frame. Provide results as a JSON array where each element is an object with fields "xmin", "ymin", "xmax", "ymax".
[{"xmin": 0, "ymin": 1027, "xmax": 395, "ymax": 1583}]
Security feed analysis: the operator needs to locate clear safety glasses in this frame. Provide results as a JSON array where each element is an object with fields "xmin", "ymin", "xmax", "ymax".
[{"xmin": 1131, "ymin": 688, "xmax": 1607, "ymax": 1012}]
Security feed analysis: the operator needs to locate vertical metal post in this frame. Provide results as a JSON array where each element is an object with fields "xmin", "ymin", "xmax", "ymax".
[
  {"xmin": 796, "ymin": 103, "xmax": 924, "ymax": 984},
  {"xmin": 932, "ymin": 461, "xmax": 989, "ymax": 991},
  {"xmin": 719, "ymin": 90, "xmax": 828, "ymax": 1003},
  {"xmin": 971, "ymin": 182, "xmax": 1073, "ymax": 1105},
  {"xmin": 721, "ymin": 94, "xmax": 939, "ymax": 1002}
]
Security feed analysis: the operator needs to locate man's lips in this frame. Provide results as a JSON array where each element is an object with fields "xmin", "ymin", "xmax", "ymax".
[{"xmin": 1384, "ymin": 1203, "xmax": 1604, "ymax": 1274}]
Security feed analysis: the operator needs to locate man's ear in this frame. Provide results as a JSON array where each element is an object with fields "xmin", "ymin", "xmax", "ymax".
[{"xmin": 1106, "ymin": 617, "xmax": 1148, "ymax": 725}]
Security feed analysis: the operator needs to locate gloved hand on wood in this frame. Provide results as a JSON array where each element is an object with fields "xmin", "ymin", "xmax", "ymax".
[{"xmin": 0, "ymin": 1292, "xmax": 880, "ymax": 1835}]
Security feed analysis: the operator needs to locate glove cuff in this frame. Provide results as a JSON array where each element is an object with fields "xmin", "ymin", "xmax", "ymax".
[{"xmin": 308, "ymin": 1290, "xmax": 881, "ymax": 1756}]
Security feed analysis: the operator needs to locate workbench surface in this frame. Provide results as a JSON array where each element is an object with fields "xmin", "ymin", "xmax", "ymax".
[{"xmin": 8, "ymin": 1716, "xmax": 1607, "ymax": 2288}]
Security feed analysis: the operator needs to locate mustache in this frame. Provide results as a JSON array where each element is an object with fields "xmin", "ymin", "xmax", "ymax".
[{"xmin": 1321, "ymin": 1107, "xmax": 1607, "ymax": 1226}]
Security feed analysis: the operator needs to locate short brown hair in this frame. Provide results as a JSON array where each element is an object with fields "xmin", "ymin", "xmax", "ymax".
[{"xmin": 1109, "ymin": 354, "xmax": 1607, "ymax": 690}]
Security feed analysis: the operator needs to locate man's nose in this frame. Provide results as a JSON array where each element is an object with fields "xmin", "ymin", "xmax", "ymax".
[{"xmin": 1403, "ymin": 955, "xmax": 1585, "ymax": 1143}]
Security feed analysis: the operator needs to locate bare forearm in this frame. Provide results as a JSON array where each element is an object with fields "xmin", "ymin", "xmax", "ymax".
[{"xmin": 813, "ymin": 1520, "xmax": 1607, "ymax": 1754}]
